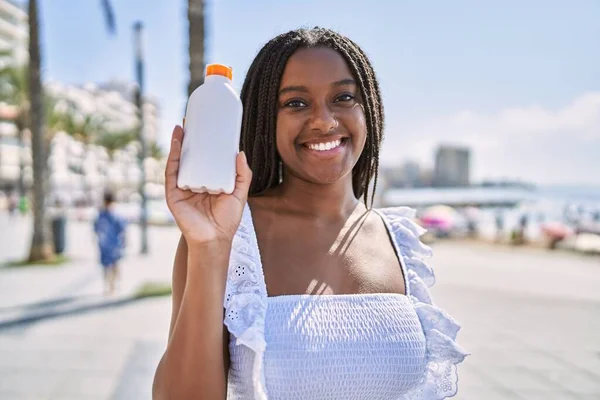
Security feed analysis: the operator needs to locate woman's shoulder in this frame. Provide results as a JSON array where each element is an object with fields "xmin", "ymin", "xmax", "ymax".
[{"xmin": 375, "ymin": 206, "xmax": 430, "ymax": 255}]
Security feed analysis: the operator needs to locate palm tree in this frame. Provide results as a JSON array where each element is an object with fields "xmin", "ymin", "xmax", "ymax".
[
  {"xmin": 96, "ymin": 130, "xmax": 136, "ymax": 157},
  {"xmin": 51, "ymin": 107, "xmax": 104, "ymax": 145},
  {"xmin": 72, "ymin": 114, "xmax": 104, "ymax": 144},
  {"xmin": 27, "ymin": 0, "xmax": 116, "ymax": 262},
  {"xmin": 188, "ymin": 0, "xmax": 205, "ymax": 96},
  {"xmin": 27, "ymin": 0, "xmax": 53, "ymax": 260},
  {"xmin": 149, "ymin": 141, "xmax": 163, "ymax": 160},
  {"xmin": 44, "ymin": 95, "xmax": 75, "ymax": 139}
]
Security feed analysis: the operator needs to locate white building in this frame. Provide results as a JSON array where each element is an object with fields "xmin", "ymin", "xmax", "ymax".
[
  {"xmin": 0, "ymin": 0, "xmax": 27, "ymax": 68},
  {"xmin": 0, "ymin": 0, "xmax": 28, "ymax": 190},
  {"xmin": 49, "ymin": 130, "xmax": 165, "ymax": 207},
  {"xmin": 45, "ymin": 80, "xmax": 160, "ymax": 145},
  {"xmin": 98, "ymin": 80, "xmax": 160, "ymax": 144},
  {"xmin": 0, "ymin": 0, "xmax": 163, "ymax": 200},
  {"xmin": 2, "ymin": 75, "xmax": 164, "ymax": 199},
  {"xmin": 44, "ymin": 81, "xmax": 164, "ymax": 205}
]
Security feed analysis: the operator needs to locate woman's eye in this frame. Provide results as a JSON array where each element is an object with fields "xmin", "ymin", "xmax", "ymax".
[
  {"xmin": 334, "ymin": 93, "xmax": 355, "ymax": 103},
  {"xmin": 284, "ymin": 99, "xmax": 307, "ymax": 108}
]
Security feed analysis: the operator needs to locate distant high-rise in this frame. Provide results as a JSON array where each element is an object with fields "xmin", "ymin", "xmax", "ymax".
[
  {"xmin": 401, "ymin": 161, "xmax": 422, "ymax": 188},
  {"xmin": 433, "ymin": 145, "xmax": 470, "ymax": 187}
]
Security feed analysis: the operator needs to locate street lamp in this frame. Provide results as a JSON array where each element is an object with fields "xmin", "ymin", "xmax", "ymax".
[{"xmin": 133, "ymin": 21, "xmax": 149, "ymax": 255}]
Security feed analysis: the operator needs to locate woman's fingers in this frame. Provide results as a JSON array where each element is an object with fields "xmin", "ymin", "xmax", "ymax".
[
  {"xmin": 231, "ymin": 151, "xmax": 252, "ymax": 204},
  {"xmin": 165, "ymin": 125, "xmax": 184, "ymax": 193}
]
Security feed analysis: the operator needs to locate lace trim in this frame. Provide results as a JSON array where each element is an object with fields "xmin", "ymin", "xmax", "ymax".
[
  {"xmin": 379, "ymin": 207, "xmax": 469, "ymax": 400},
  {"xmin": 224, "ymin": 204, "xmax": 268, "ymax": 400}
]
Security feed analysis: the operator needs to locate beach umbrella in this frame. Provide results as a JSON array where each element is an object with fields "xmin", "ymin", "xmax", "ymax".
[
  {"xmin": 420, "ymin": 205, "xmax": 458, "ymax": 231},
  {"xmin": 541, "ymin": 221, "xmax": 574, "ymax": 240}
]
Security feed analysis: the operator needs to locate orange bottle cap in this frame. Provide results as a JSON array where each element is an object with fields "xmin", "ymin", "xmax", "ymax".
[{"xmin": 206, "ymin": 64, "xmax": 233, "ymax": 80}]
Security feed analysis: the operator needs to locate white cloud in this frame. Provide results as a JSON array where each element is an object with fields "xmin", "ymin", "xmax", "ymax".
[{"xmin": 381, "ymin": 92, "xmax": 600, "ymax": 185}]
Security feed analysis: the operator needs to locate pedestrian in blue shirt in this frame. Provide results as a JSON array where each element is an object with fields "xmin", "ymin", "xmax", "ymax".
[{"xmin": 94, "ymin": 192, "xmax": 126, "ymax": 295}]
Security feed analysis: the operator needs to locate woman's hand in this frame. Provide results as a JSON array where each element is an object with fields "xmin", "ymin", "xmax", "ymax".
[{"xmin": 164, "ymin": 125, "xmax": 252, "ymax": 245}]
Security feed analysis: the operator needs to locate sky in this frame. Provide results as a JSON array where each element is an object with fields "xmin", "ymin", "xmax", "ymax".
[{"xmin": 30, "ymin": 0, "xmax": 600, "ymax": 186}]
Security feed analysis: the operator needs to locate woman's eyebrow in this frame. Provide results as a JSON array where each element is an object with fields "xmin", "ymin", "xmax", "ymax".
[
  {"xmin": 279, "ymin": 79, "xmax": 356, "ymax": 96},
  {"xmin": 332, "ymin": 78, "xmax": 356, "ymax": 87},
  {"xmin": 279, "ymin": 85, "xmax": 308, "ymax": 96}
]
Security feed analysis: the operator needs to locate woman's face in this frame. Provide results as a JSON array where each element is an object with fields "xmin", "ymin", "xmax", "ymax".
[{"xmin": 276, "ymin": 47, "xmax": 367, "ymax": 187}]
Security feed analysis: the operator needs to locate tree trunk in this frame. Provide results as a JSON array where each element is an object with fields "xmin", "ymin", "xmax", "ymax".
[
  {"xmin": 27, "ymin": 0, "xmax": 53, "ymax": 262},
  {"xmin": 187, "ymin": 0, "xmax": 205, "ymax": 97}
]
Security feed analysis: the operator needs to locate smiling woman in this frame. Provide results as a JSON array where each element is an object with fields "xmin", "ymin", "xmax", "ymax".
[
  {"xmin": 275, "ymin": 48, "xmax": 367, "ymax": 186},
  {"xmin": 239, "ymin": 29, "xmax": 384, "ymax": 204},
  {"xmin": 153, "ymin": 27, "xmax": 467, "ymax": 400}
]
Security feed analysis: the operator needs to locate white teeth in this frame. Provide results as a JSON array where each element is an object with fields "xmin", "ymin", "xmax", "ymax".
[{"xmin": 308, "ymin": 139, "xmax": 342, "ymax": 151}]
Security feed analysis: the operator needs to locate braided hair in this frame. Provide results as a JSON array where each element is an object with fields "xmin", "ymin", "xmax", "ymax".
[{"xmin": 240, "ymin": 27, "xmax": 384, "ymax": 207}]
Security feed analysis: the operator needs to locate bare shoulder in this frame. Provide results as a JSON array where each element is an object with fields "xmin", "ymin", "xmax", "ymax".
[{"xmin": 354, "ymin": 209, "xmax": 396, "ymax": 247}]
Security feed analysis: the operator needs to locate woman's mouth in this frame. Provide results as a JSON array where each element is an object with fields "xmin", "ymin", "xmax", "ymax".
[
  {"xmin": 306, "ymin": 139, "xmax": 342, "ymax": 151},
  {"xmin": 300, "ymin": 138, "xmax": 347, "ymax": 158}
]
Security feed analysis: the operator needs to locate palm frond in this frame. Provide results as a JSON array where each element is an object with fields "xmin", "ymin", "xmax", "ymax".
[
  {"xmin": 101, "ymin": 0, "xmax": 116, "ymax": 35},
  {"xmin": 149, "ymin": 141, "xmax": 164, "ymax": 159},
  {"xmin": 97, "ymin": 129, "xmax": 136, "ymax": 155}
]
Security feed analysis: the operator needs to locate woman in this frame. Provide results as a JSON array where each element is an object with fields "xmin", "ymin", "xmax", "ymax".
[{"xmin": 153, "ymin": 27, "xmax": 467, "ymax": 400}]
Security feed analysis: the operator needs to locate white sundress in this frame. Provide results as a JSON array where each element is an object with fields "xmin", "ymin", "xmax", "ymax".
[{"xmin": 224, "ymin": 205, "xmax": 468, "ymax": 399}]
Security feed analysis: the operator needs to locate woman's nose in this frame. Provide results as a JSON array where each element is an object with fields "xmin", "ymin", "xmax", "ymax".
[{"xmin": 308, "ymin": 103, "xmax": 337, "ymax": 133}]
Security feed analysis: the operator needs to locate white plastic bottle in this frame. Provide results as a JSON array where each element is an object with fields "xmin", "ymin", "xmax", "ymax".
[{"xmin": 177, "ymin": 64, "xmax": 243, "ymax": 194}]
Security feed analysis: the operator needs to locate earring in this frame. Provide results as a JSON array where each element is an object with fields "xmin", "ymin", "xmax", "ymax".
[{"xmin": 278, "ymin": 161, "xmax": 283, "ymax": 183}]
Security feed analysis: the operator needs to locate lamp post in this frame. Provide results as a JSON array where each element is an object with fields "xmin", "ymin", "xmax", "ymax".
[{"xmin": 133, "ymin": 21, "xmax": 148, "ymax": 255}]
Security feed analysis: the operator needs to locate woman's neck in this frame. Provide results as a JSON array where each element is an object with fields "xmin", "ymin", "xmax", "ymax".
[{"xmin": 266, "ymin": 173, "xmax": 362, "ymax": 220}]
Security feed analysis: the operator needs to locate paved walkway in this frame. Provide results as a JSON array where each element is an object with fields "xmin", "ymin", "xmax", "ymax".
[
  {"xmin": 0, "ymin": 213, "xmax": 177, "ymax": 309},
  {"xmin": 0, "ymin": 214, "xmax": 178, "ymax": 399},
  {"xmin": 1, "ymin": 213, "xmax": 599, "ymax": 399},
  {"xmin": 432, "ymin": 242, "xmax": 600, "ymax": 400}
]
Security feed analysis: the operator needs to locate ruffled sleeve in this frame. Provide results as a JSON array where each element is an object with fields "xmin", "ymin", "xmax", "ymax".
[
  {"xmin": 378, "ymin": 207, "xmax": 469, "ymax": 400},
  {"xmin": 224, "ymin": 204, "xmax": 269, "ymax": 400}
]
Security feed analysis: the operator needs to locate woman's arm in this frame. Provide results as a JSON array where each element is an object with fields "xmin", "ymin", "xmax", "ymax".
[
  {"xmin": 152, "ymin": 235, "xmax": 231, "ymax": 400},
  {"xmin": 153, "ymin": 126, "xmax": 251, "ymax": 399}
]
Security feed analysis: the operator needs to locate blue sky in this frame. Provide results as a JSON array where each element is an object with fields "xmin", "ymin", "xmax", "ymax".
[{"xmin": 32, "ymin": 0, "xmax": 600, "ymax": 185}]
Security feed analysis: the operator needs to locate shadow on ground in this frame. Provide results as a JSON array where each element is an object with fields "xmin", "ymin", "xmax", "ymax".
[{"xmin": 0, "ymin": 291, "xmax": 169, "ymax": 331}]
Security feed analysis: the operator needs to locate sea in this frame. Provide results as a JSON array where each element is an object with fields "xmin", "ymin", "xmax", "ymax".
[{"xmin": 383, "ymin": 185, "xmax": 600, "ymax": 241}]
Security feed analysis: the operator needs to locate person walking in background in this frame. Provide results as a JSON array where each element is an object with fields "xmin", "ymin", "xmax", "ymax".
[
  {"xmin": 495, "ymin": 209, "xmax": 504, "ymax": 243},
  {"xmin": 94, "ymin": 191, "xmax": 126, "ymax": 295},
  {"xmin": 517, "ymin": 213, "xmax": 529, "ymax": 245},
  {"xmin": 7, "ymin": 192, "xmax": 17, "ymax": 216}
]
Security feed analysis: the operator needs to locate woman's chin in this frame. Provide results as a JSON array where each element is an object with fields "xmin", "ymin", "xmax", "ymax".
[{"xmin": 299, "ymin": 169, "xmax": 352, "ymax": 186}]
